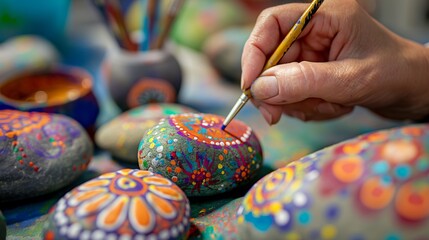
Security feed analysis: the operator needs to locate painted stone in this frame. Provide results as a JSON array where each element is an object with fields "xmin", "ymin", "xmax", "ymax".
[
  {"xmin": 203, "ymin": 26, "xmax": 251, "ymax": 84},
  {"xmin": 138, "ymin": 113, "xmax": 263, "ymax": 197},
  {"xmin": 0, "ymin": 66, "xmax": 100, "ymax": 135},
  {"xmin": 0, "ymin": 35, "xmax": 59, "ymax": 79},
  {"xmin": 171, "ymin": 1, "xmax": 250, "ymax": 50},
  {"xmin": 42, "ymin": 169, "xmax": 190, "ymax": 240},
  {"xmin": 0, "ymin": 110, "xmax": 92, "ymax": 202},
  {"xmin": 237, "ymin": 124, "xmax": 429, "ymax": 239},
  {"xmin": 96, "ymin": 103, "xmax": 197, "ymax": 163}
]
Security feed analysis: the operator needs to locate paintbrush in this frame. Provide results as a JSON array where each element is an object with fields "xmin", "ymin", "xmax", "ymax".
[
  {"xmin": 105, "ymin": 0, "xmax": 138, "ymax": 52},
  {"xmin": 221, "ymin": 0, "xmax": 325, "ymax": 130},
  {"xmin": 153, "ymin": 0, "xmax": 185, "ymax": 49}
]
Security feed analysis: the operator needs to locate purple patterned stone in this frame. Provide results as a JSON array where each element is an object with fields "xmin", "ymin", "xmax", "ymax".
[
  {"xmin": 138, "ymin": 113, "xmax": 263, "ymax": 197},
  {"xmin": 237, "ymin": 124, "xmax": 429, "ymax": 239},
  {"xmin": 96, "ymin": 103, "xmax": 196, "ymax": 163},
  {"xmin": 0, "ymin": 110, "xmax": 92, "ymax": 202},
  {"xmin": 43, "ymin": 169, "xmax": 190, "ymax": 240}
]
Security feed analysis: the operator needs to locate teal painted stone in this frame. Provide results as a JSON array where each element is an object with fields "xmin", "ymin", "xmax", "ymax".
[
  {"xmin": 237, "ymin": 124, "xmax": 429, "ymax": 239},
  {"xmin": 0, "ymin": 110, "xmax": 92, "ymax": 202},
  {"xmin": 138, "ymin": 113, "xmax": 263, "ymax": 197},
  {"xmin": 96, "ymin": 103, "xmax": 197, "ymax": 162},
  {"xmin": 43, "ymin": 169, "xmax": 190, "ymax": 240}
]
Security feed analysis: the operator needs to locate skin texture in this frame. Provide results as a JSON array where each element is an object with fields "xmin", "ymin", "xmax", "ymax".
[{"xmin": 242, "ymin": 0, "xmax": 429, "ymax": 125}]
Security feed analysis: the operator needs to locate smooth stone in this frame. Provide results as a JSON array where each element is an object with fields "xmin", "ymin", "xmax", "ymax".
[
  {"xmin": 42, "ymin": 169, "xmax": 190, "ymax": 240},
  {"xmin": 0, "ymin": 35, "xmax": 59, "ymax": 79},
  {"xmin": 237, "ymin": 124, "xmax": 429, "ymax": 239},
  {"xmin": 171, "ymin": 1, "xmax": 250, "ymax": 50},
  {"xmin": 203, "ymin": 26, "xmax": 251, "ymax": 84},
  {"xmin": 0, "ymin": 110, "xmax": 93, "ymax": 202},
  {"xmin": 138, "ymin": 113, "xmax": 263, "ymax": 197},
  {"xmin": 96, "ymin": 103, "xmax": 197, "ymax": 163}
]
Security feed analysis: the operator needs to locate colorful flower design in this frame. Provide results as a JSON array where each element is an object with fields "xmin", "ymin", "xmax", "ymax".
[
  {"xmin": 138, "ymin": 113, "xmax": 263, "ymax": 196},
  {"xmin": 170, "ymin": 113, "xmax": 252, "ymax": 146},
  {"xmin": 237, "ymin": 125, "xmax": 429, "ymax": 239},
  {"xmin": 43, "ymin": 169, "xmax": 190, "ymax": 240}
]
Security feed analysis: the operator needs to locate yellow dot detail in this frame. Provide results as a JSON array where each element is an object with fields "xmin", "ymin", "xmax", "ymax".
[
  {"xmin": 237, "ymin": 216, "xmax": 244, "ymax": 224},
  {"xmin": 221, "ymin": 171, "xmax": 225, "ymax": 175},
  {"xmin": 149, "ymin": 143, "xmax": 155, "ymax": 149},
  {"xmin": 321, "ymin": 225, "xmax": 337, "ymax": 239},
  {"xmin": 160, "ymin": 128, "xmax": 166, "ymax": 132},
  {"xmin": 269, "ymin": 202, "xmax": 282, "ymax": 213},
  {"xmin": 149, "ymin": 137, "xmax": 154, "ymax": 143},
  {"xmin": 286, "ymin": 232, "xmax": 301, "ymax": 240},
  {"xmin": 218, "ymin": 163, "xmax": 223, "ymax": 169},
  {"xmin": 248, "ymin": 146, "xmax": 253, "ymax": 152}
]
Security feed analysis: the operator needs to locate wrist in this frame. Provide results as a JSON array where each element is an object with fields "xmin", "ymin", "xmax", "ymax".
[{"xmin": 405, "ymin": 41, "xmax": 429, "ymax": 121}]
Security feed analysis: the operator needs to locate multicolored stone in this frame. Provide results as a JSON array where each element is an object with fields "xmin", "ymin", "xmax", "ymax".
[
  {"xmin": 138, "ymin": 113, "xmax": 263, "ymax": 197},
  {"xmin": 237, "ymin": 124, "xmax": 429, "ymax": 239},
  {"xmin": 43, "ymin": 169, "xmax": 190, "ymax": 240},
  {"xmin": 96, "ymin": 104, "xmax": 196, "ymax": 163},
  {"xmin": 0, "ymin": 110, "xmax": 92, "ymax": 202}
]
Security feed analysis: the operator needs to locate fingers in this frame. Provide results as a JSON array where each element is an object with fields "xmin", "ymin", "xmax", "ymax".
[
  {"xmin": 241, "ymin": 3, "xmax": 311, "ymax": 90},
  {"xmin": 253, "ymin": 98, "xmax": 354, "ymax": 125},
  {"xmin": 251, "ymin": 60, "xmax": 367, "ymax": 105}
]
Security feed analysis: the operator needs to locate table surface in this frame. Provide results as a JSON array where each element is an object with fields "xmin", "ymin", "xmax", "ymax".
[{"xmin": 1, "ymin": 2, "xmax": 406, "ymax": 236}]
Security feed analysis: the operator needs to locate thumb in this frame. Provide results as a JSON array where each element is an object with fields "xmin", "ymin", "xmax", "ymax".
[{"xmin": 250, "ymin": 60, "xmax": 366, "ymax": 105}]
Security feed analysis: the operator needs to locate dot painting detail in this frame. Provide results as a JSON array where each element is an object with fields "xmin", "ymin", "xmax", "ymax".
[
  {"xmin": 95, "ymin": 103, "xmax": 196, "ymax": 162},
  {"xmin": 237, "ymin": 124, "xmax": 429, "ymax": 239},
  {"xmin": 0, "ymin": 110, "xmax": 92, "ymax": 202},
  {"xmin": 43, "ymin": 169, "xmax": 190, "ymax": 240},
  {"xmin": 138, "ymin": 113, "xmax": 263, "ymax": 196}
]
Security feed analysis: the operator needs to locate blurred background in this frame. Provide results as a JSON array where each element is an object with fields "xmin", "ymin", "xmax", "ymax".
[{"xmin": 0, "ymin": 0, "xmax": 428, "ymax": 126}]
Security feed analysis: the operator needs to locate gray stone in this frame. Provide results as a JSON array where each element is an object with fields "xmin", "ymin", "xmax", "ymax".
[
  {"xmin": 96, "ymin": 103, "xmax": 196, "ymax": 162},
  {"xmin": 138, "ymin": 113, "xmax": 263, "ymax": 196},
  {"xmin": 0, "ymin": 110, "xmax": 93, "ymax": 202}
]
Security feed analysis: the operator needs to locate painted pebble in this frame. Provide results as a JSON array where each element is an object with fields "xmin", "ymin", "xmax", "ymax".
[
  {"xmin": 138, "ymin": 113, "xmax": 263, "ymax": 196},
  {"xmin": 43, "ymin": 169, "xmax": 190, "ymax": 240},
  {"xmin": 237, "ymin": 124, "xmax": 429, "ymax": 239},
  {"xmin": 96, "ymin": 103, "xmax": 196, "ymax": 163},
  {"xmin": 0, "ymin": 110, "xmax": 92, "ymax": 202}
]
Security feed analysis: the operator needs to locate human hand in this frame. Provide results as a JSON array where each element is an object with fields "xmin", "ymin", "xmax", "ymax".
[{"xmin": 242, "ymin": 0, "xmax": 429, "ymax": 124}]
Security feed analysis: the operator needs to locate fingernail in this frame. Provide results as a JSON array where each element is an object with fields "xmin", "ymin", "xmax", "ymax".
[
  {"xmin": 259, "ymin": 107, "xmax": 273, "ymax": 125},
  {"xmin": 251, "ymin": 76, "xmax": 279, "ymax": 100},
  {"xmin": 317, "ymin": 103, "xmax": 337, "ymax": 114},
  {"xmin": 290, "ymin": 111, "xmax": 306, "ymax": 121}
]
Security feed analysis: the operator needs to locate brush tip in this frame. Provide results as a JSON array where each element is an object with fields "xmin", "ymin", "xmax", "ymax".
[{"xmin": 221, "ymin": 125, "xmax": 226, "ymax": 131}]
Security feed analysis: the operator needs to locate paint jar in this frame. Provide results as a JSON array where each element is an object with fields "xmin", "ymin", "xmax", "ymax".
[
  {"xmin": 102, "ymin": 50, "xmax": 182, "ymax": 111},
  {"xmin": 0, "ymin": 65, "xmax": 99, "ymax": 135}
]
